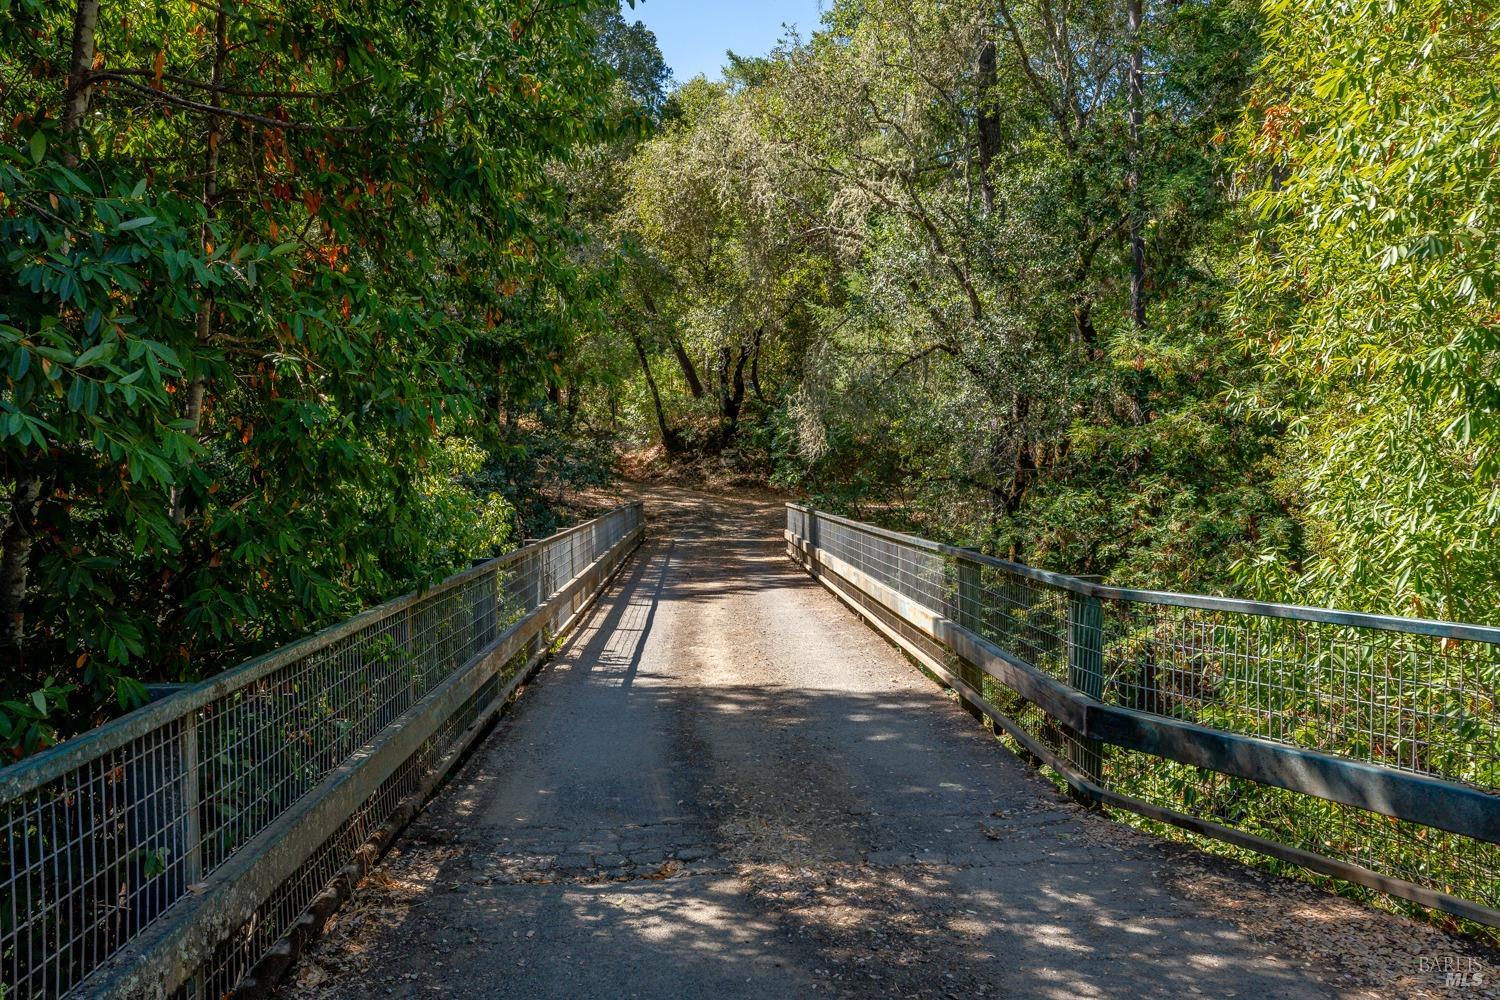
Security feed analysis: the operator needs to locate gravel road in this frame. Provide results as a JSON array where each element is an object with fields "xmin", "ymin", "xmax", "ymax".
[{"xmin": 287, "ymin": 485, "xmax": 1498, "ymax": 1000}]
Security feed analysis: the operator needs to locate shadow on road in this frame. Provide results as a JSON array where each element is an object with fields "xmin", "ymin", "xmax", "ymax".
[{"xmin": 285, "ymin": 483, "xmax": 1493, "ymax": 1000}]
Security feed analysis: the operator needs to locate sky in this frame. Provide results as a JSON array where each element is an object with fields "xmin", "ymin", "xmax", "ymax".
[{"xmin": 629, "ymin": 0, "xmax": 827, "ymax": 83}]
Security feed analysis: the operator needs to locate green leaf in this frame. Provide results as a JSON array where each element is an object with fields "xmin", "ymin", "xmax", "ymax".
[
  {"xmin": 117, "ymin": 216, "xmax": 158, "ymax": 232},
  {"xmin": 74, "ymin": 341, "xmax": 116, "ymax": 367},
  {"xmin": 28, "ymin": 132, "xmax": 45, "ymax": 165},
  {"xmin": 56, "ymin": 164, "xmax": 94, "ymax": 195}
]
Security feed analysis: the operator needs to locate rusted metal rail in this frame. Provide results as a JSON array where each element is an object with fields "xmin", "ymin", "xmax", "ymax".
[
  {"xmin": 786, "ymin": 504, "xmax": 1500, "ymax": 928},
  {"xmin": 1, "ymin": 502, "xmax": 644, "ymax": 999}
]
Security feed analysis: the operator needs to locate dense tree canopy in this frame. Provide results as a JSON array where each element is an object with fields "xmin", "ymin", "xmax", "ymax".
[
  {"xmin": 608, "ymin": 0, "xmax": 1275, "ymax": 590},
  {"xmin": 1229, "ymin": 0, "xmax": 1500, "ymax": 623},
  {"xmin": 600, "ymin": 0, "xmax": 1497, "ymax": 628},
  {"xmin": 4, "ymin": 0, "xmax": 1498, "ymax": 751},
  {"xmin": 0, "ymin": 0, "xmax": 645, "ymax": 751}
]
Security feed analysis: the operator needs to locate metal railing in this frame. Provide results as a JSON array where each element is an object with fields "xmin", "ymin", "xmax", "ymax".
[
  {"xmin": 1, "ymin": 502, "xmax": 644, "ymax": 999},
  {"xmin": 786, "ymin": 504, "xmax": 1500, "ymax": 928}
]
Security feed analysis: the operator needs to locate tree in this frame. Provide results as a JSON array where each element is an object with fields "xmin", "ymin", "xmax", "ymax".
[
  {"xmin": 0, "ymin": 0, "xmax": 621, "ymax": 749},
  {"xmin": 1231, "ymin": 0, "xmax": 1500, "ymax": 622},
  {"xmin": 711, "ymin": 0, "xmax": 1268, "ymax": 587},
  {"xmin": 589, "ymin": 4, "xmax": 671, "ymax": 117},
  {"xmin": 618, "ymin": 74, "xmax": 835, "ymax": 448}
]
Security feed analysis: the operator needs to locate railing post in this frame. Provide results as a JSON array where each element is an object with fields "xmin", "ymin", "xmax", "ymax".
[
  {"xmin": 954, "ymin": 553, "xmax": 988, "ymax": 726},
  {"xmin": 530, "ymin": 547, "xmax": 547, "ymax": 661},
  {"xmin": 181, "ymin": 716, "xmax": 203, "ymax": 886},
  {"xmin": 1067, "ymin": 581, "xmax": 1105, "ymax": 783},
  {"xmin": 180, "ymin": 715, "xmax": 206, "ymax": 995}
]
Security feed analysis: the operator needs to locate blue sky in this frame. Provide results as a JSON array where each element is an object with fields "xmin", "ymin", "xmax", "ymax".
[{"xmin": 629, "ymin": 0, "xmax": 827, "ymax": 83}]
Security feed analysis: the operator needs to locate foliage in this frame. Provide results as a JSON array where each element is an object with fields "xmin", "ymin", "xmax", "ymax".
[
  {"xmin": 612, "ymin": 0, "xmax": 1275, "ymax": 594},
  {"xmin": 605, "ymin": 0, "xmax": 1498, "ymax": 624},
  {"xmin": 0, "ymin": 0, "xmax": 628, "ymax": 748},
  {"xmin": 5, "ymin": 0, "xmax": 1498, "ymax": 795},
  {"xmin": 1230, "ymin": 0, "xmax": 1500, "ymax": 623},
  {"xmin": 618, "ymin": 72, "xmax": 834, "ymax": 447}
]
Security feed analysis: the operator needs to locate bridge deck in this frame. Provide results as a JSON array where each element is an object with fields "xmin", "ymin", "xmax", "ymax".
[{"xmin": 288, "ymin": 487, "xmax": 1489, "ymax": 999}]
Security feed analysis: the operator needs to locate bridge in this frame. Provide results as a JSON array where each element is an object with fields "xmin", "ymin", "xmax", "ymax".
[{"xmin": 3, "ymin": 488, "xmax": 1498, "ymax": 998}]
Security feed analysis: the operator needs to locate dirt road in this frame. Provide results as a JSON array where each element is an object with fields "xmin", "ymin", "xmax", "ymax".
[{"xmin": 288, "ymin": 485, "xmax": 1495, "ymax": 999}]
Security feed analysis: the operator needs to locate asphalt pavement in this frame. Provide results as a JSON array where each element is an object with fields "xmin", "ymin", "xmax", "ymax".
[{"xmin": 287, "ymin": 485, "xmax": 1490, "ymax": 1000}]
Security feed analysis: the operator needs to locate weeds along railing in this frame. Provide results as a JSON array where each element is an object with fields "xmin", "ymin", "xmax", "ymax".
[
  {"xmin": 1, "ymin": 502, "xmax": 644, "ymax": 1000},
  {"xmin": 786, "ymin": 504, "xmax": 1500, "ymax": 928}
]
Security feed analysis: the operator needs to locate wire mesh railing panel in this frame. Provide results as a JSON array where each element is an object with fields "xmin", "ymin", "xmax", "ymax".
[
  {"xmin": 0, "ymin": 503, "xmax": 641, "ymax": 999},
  {"xmin": 178, "ymin": 664, "xmax": 516, "ymax": 1000},
  {"xmin": 1100, "ymin": 601, "xmax": 1500, "ymax": 788},
  {"xmin": 952, "ymin": 560, "xmax": 1073, "ymax": 685},
  {"xmin": 0, "ymin": 715, "xmax": 231, "ymax": 999},
  {"xmin": 786, "ymin": 504, "xmax": 1500, "ymax": 928},
  {"xmin": 1098, "ymin": 742, "xmax": 1500, "ymax": 911},
  {"xmin": 813, "ymin": 517, "xmax": 952, "ymax": 618},
  {"xmin": 786, "ymin": 505, "xmax": 811, "ymax": 542}
]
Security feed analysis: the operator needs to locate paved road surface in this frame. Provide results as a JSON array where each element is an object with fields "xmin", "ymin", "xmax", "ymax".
[{"xmin": 289, "ymin": 486, "xmax": 1495, "ymax": 999}]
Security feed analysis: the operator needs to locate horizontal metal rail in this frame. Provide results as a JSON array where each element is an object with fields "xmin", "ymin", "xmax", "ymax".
[
  {"xmin": 1, "ymin": 503, "xmax": 644, "ymax": 1000},
  {"xmin": 789, "ymin": 505, "xmax": 1500, "ymax": 643},
  {"xmin": 786, "ymin": 504, "xmax": 1500, "ymax": 928}
]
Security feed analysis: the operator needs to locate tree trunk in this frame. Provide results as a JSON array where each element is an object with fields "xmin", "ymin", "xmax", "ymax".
[
  {"xmin": 1127, "ymin": 0, "xmax": 1147, "ymax": 330},
  {"xmin": 749, "ymin": 327, "xmax": 768, "ymax": 404},
  {"xmin": 716, "ymin": 344, "xmax": 750, "ymax": 442},
  {"xmin": 638, "ymin": 287, "xmax": 704, "ymax": 398},
  {"xmin": 171, "ymin": 5, "xmax": 229, "ymax": 525},
  {"xmin": 667, "ymin": 335, "xmax": 705, "ymax": 398},
  {"xmin": 62, "ymin": 0, "xmax": 100, "ymax": 166},
  {"xmin": 0, "ymin": 479, "xmax": 43, "ymax": 665},
  {"xmin": 1074, "ymin": 299, "xmax": 1097, "ymax": 348},
  {"xmin": 731, "ymin": 347, "xmax": 747, "ymax": 418},
  {"xmin": 975, "ymin": 40, "xmax": 1001, "ymax": 216},
  {"xmin": 997, "ymin": 393, "xmax": 1037, "ymax": 518},
  {"xmin": 632, "ymin": 334, "xmax": 682, "ymax": 453},
  {"xmin": 564, "ymin": 379, "xmax": 581, "ymax": 427}
]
